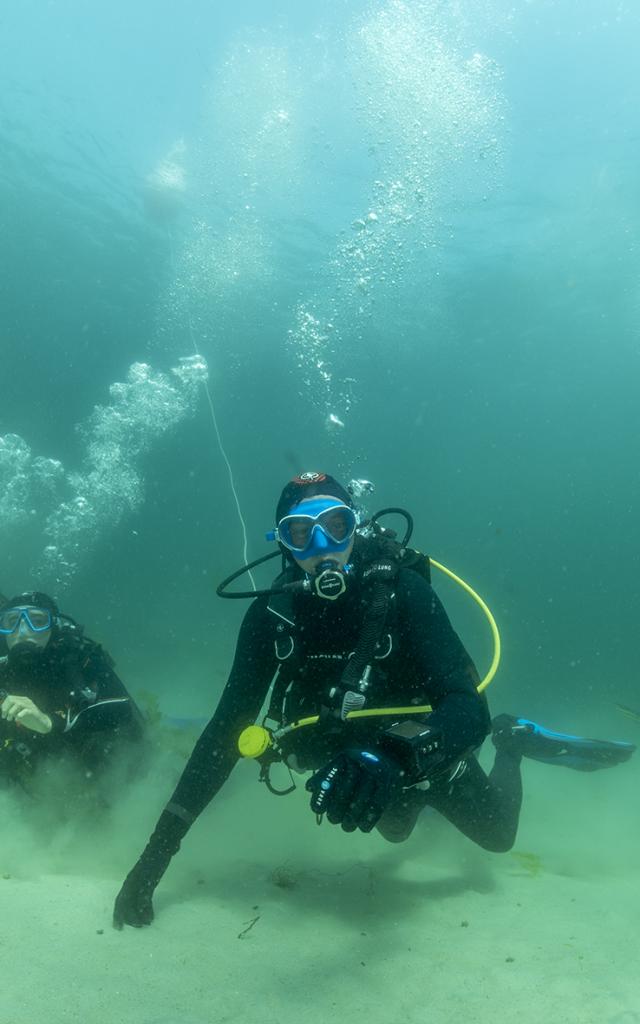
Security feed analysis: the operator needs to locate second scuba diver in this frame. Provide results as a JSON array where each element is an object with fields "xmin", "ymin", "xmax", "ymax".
[
  {"xmin": 113, "ymin": 472, "xmax": 635, "ymax": 928},
  {"xmin": 1, "ymin": 591, "xmax": 145, "ymax": 797}
]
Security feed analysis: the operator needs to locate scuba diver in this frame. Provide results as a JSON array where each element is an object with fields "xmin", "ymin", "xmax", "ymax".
[
  {"xmin": 113, "ymin": 472, "xmax": 635, "ymax": 929},
  {"xmin": 0, "ymin": 591, "xmax": 145, "ymax": 794}
]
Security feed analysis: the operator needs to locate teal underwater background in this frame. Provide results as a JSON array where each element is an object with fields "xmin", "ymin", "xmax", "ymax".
[
  {"xmin": 1, "ymin": 0, "xmax": 639, "ymax": 757},
  {"xmin": 1, "ymin": 5, "xmax": 640, "ymax": 1023}
]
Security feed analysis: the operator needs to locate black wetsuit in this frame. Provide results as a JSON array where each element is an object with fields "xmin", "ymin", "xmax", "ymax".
[
  {"xmin": 0, "ymin": 632, "xmax": 145, "ymax": 792},
  {"xmin": 134, "ymin": 566, "xmax": 523, "ymax": 892}
]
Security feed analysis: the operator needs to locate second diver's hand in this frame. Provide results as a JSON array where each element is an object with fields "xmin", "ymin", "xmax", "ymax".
[{"xmin": 1, "ymin": 693, "xmax": 52, "ymax": 734}]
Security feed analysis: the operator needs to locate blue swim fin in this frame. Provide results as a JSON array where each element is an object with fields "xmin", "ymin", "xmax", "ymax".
[{"xmin": 492, "ymin": 714, "xmax": 636, "ymax": 772}]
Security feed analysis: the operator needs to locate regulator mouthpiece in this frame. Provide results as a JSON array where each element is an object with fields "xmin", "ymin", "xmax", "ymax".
[{"xmin": 312, "ymin": 561, "xmax": 348, "ymax": 600}]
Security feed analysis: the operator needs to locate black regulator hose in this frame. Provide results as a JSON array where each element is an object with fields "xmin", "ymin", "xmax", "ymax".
[
  {"xmin": 216, "ymin": 550, "xmax": 281, "ymax": 599},
  {"xmin": 339, "ymin": 578, "xmax": 393, "ymax": 693},
  {"xmin": 369, "ymin": 508, "xmax": 413, "ymax": 548}
]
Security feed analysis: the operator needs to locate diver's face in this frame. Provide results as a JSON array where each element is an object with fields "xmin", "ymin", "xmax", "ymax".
[
  {"xmin": 4, "ymin": 607, "xmax": 52, "ymax": 653},
  {"xmin": 288, "ymin": 495, "xmax": 355, "ymax": 575}
]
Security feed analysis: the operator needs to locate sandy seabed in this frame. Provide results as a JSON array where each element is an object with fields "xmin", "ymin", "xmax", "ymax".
[{"xmin": 2, "ymin": 756, "xmax": 639, "ymax": 1024}]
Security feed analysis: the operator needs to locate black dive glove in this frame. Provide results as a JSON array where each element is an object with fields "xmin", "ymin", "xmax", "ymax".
[
  {"xmin": 113, "ymin": 808, "xmax": 189, "ymax": 929},
  {"xmin": 113, "ymin": 861, "xmax": 157, "ymax": 929},
  {"xmin": 306, "ymin": 748, "xmax": 405, "ymax": 832},
  {"xmin": 305, "ymin": 722, "xmax": 444, "ymax": 833}
]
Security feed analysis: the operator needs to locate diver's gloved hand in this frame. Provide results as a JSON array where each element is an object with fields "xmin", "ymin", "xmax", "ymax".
[
  {"xmin": 113, "ymin": 862, "xmax": 156, "ymax": 929},
  {"xmin": 112, "ymin": 808, "xmax": 190, "ymax": 930},
  {"xmin": 306, "ymin": 748, "xmax": 405, "ymax": 833}
]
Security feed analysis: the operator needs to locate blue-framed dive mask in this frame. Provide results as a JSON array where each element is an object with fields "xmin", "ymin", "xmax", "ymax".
[
  {"xmin": 267, "ymin": 499, "xmax": 357, "ymax": 559},
  {"xmin": 0, "ymin": 606, "xmax": 53, "ymax": 635}
]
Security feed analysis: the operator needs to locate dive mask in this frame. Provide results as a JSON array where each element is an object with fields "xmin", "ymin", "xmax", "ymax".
[
  {"xmin": 0, "ymin": 606, "xmax": 53, "ymax": 635},
  {"xmin": 268, "ymin": 499, "xmax": 357, "ymax": 558}
]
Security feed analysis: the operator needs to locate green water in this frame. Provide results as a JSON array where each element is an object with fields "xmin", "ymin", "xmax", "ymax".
[{"xmin": 1, "ymin": 2, "xmax": 638, "ymax": 1022}]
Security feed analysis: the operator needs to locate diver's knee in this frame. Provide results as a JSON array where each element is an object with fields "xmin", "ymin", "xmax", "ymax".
[
  {"xmin": 376, "ymin": 822, "xmax": 413, "ymax": 844},
  {"xmin": 477, "ymin": 829, "xmax": 517, "ymax": 854}
]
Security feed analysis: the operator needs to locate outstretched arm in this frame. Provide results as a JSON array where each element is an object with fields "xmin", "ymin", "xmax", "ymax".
[{"xmin": 113, "ymin": 596, "xmax": 277, "ymax": 928}]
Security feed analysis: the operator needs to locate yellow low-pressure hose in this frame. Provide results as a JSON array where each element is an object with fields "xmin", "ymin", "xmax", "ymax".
[
  {"xmin": 238, "ymin": 557, "xmax": 501, "ymax": 758},
  {"xmin": 428, "ymin": 558, "xmax": 501, "ymax": 694}
]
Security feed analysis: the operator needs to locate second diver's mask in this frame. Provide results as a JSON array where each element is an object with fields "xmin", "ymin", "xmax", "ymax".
[
  {"xmin": 0, "ymin": 606, "xmax": 53, "ymax": 635},
  {"xmin": 0, "ymin": 604, "xmax": 54, "ymax": 657}
]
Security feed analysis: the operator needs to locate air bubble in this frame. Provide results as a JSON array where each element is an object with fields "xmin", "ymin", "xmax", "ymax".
[{"xmin": 1, "ymin": 357, "xmax": 208, "ymax": 588}]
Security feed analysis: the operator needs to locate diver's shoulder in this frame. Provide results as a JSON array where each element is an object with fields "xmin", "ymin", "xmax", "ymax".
[
  {"xmin": 242, "ymin": 592, "xmax": 273, "ymax": 625},
  {"xmin": 394, "ymin": 567, "xmax": 439, "ymax": 618},
  {"xmin": 396, "ymin": 566, "xmax": 433, "ymax": 593}
]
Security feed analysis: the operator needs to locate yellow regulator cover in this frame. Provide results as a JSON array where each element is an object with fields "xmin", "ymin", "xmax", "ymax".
[{"xmin": 238, "ymin": 725, "xmax": 272, "ymax": 759}]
